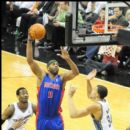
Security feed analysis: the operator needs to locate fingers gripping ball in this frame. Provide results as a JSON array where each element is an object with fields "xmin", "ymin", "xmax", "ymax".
[{"xmin": 28, "ymin": 23, "xmax": 46, "ymax": 40}]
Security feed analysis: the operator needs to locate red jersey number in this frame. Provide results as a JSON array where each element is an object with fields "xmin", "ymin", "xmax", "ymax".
[{"xmin": 48, "ymin": 91, "xmax": 53, "ymax": 98}]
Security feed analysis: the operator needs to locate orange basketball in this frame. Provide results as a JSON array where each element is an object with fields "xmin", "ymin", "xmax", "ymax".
[{"xmin": 28, "ymin": 23, "xmax": 46, "ymax": 40}]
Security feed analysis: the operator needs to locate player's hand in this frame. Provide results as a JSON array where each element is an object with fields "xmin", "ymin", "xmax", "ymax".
[
  {"xmin": 86, "ymin": 69, "xmax": 97, "ymax": 80},
  {"xmin": 11, "ymin": 118, "xmax": 25, "ymax": 129},
  {"xmin": 68, "ymin": 86, "xmax": 77, "ymax": 97},
  {"xmin": 57, "ymin": 46, "xmax": 70, "ymax": 60},
  {"xmin": 27, "ymin": 34, "xmax": 34, "ymax": 41}
]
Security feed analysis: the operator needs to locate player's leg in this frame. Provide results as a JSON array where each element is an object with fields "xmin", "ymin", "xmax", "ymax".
[
  {"xmin": 50, "ymin": 114, "xmax": 64, "ymax": 130},
  {"xmin": 36, "ymin": 118, "xmax": 48, "ymax": 130}
]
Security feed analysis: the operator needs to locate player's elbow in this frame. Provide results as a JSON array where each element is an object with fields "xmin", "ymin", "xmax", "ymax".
[
  {"xmin": 69, "ymin": 111, "xmax": 78, "ymax": 118},
  {"xmin": 70, "ymin": 113, "xmax": 77, "ymax": 118},
  {"xmin": 87, "ymin": 94, "xmax": 91, "ymax": 99},
  {"xmin": 27, "ymin": 58, "xmax": 33, "ymax": 65},
  {"xmin": 73, "ymin": 70, "xmax": 79, "ymax": 76},
  {"xmin": 76, "ymin": 70, "xmax": 80, "ymax": 75}
]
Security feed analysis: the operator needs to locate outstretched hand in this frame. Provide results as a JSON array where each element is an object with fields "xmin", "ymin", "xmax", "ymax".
[
  {"xmin": 57, "ymin": 46, "xmax": 70, "ymax": 60},
  {"xmin": 68, "ymin": 86, "xmax": 77, "ymax": 97},
  {"xmin": 86, "ymin": 69, "xmax": 97, "ymax": 80}
]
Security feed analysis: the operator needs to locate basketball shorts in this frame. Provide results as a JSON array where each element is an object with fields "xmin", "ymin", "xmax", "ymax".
[{"xmin": 37, "ymin": 114, "xmax": 64, "ymax": 130}]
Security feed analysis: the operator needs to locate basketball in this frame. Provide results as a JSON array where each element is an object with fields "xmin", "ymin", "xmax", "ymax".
[{"xmin": 28, "ymin": 23, "xmax": 46, "ymax": 40}]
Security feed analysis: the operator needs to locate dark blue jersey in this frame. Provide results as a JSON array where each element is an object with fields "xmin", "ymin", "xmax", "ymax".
[{"xmin": 37, "ymin": 74, "xmax": 64, "ymax": 119}]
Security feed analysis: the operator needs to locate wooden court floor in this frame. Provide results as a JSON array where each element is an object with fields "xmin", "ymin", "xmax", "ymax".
[{"xmin": 2, "ymin": 50, "xmax": 130, "ymax": 130}]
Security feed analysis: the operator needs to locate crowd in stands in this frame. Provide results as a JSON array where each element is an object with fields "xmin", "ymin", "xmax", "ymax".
[{"xmin": 1, "ymin": 1, "xmax": 130, "ymax": 76}]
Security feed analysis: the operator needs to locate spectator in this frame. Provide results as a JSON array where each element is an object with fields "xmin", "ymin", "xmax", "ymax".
[
  {"xmin": 118, "ymin": 46, "xmax": 130, "ymax": 68},
  {"xmin": 49, "ymin": 2, "xmax": 69, "ymax": 49},
  {"xmin": 18, "ymin": 2, "xmax": 55, "ymax": 40},
  {"xmin": 42, "ymin": 2, "xmax": 69, "ymax": 49},
  {"xmin": 94, "ymin": 8, "xmax": 105, "ymax": 25},
  {"xmin": 4, "ymin": 1, "xmax": 40, "ymax": 36},
  {"xmin": 7, "ymin": 2, "xmax": 35, "ymax": 23},
  {"xmin": 98, "ymin": 45, "xmax": 122, "ymax": 66},
  {"xmin": 125, "ymin": 9, "xmax": 130, "ymax": 28},
  {"xmin": 50, "ymin": 2, "xmax": 84, "ymax": 50},
  {"xmin": 77, "ymin": 8, "xmax": 106, "ymax": 61},
  {"xmin": 109, "ymin": 7, "xmax": 129, "ymax": 26},
  {"xmin": 85, "ymin": 2, "xmax": 107, "ymax": 23},
  {"xmin": 85, "ymin": 1, "xmax": 107, "ymax": 14},
  {"xmin": 78, "ymin": 2, "xmax": 88, "ymax": 20},
  {"xmin": 81, "ymin": 45, "xmax": 122, "ymax": 75}
]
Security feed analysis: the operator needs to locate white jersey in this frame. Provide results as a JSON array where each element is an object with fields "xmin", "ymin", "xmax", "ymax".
[
  {"xmin": 92, "ymin": 99, "xmax": 114, "ymax": 130},
  {"xmin": 3, "ymin": 102, "xmax": 34, "ymax": 130}
]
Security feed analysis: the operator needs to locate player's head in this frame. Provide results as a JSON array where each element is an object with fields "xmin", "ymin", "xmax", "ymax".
[
  {"xmin": 90, "ymin": 85, "xmax": 108, "ymax": 100},
  {"xmin": 16, "ymin": 87, "xmax": 29, "ymax": 103},
  {"xmin": 47, "ymin": 60, "xmax": 59, "ymax": 76},
  {"xmin": 97, "ymin": 85, "xmax": 108, "ymax": 99}
]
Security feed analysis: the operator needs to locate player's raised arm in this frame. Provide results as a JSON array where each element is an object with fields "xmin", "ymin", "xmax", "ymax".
[
  {"xmin": 57, "ymin": 47, "xmax": 79, "ymax": 82},
  {"xmin": 26, "ymin": 35, "xmax": 45, "ymax": 80},
  {"xmin": 86, "ymin": 69, "xmax": 97, "ymax": 99},
  {"xmin": 68, "ymin": 86, "xmax": 100, "ymax": 118}
]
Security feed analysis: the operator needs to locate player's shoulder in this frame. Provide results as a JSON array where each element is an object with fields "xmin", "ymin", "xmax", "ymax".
[
  {"xmin": 2, "ymin": 103, "xmax": 15, "ymax": 120},
  {"xmin": 89, "ymin": 102, "xmax": 102, "ymax": 111},
  {"xmin": 37, "ymin": 72, "xmax": 47, "ymax": 84},
  {"xmin": 6, "ymin": 103, "xmax": 15, "ymax": 114},
  {"xmin": 42, "ymin": 72, "xmax": 49, "ymax": 80},
  {"xmin": 8, "ymin": 103, "xmax": 15, "ymax": 110}
]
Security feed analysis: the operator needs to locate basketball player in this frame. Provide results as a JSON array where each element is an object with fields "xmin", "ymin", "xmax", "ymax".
[
  {"xmin": 2, "ymin": 87, "xmax": 36, "ymax": 130},
  {"xmin": 26, "ymin": 35, "xmax": 79, "ymax": 130},
  {"xmin": 68, "ymin": 69, "xmax": 114, "ymax": 130}
]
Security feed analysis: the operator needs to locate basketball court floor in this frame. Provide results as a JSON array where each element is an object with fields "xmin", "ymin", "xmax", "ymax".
[{"xmin": 2, "ymin": 50, "xmax": 130, "ymax": 130}]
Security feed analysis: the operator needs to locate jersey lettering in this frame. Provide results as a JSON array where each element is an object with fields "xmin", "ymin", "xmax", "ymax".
[
  {"xmin": 93, "ymin": 100, "xmax": 114, "ymax": 130},
  {"xmin": 106, "ymin": 113, "xmax": 112, "ymax": 127}
]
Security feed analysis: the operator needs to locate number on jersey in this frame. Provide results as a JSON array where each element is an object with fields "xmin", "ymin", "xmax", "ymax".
[{"xmin": 48, "ymin": 91, "xmax": 53, "ymax": 98}]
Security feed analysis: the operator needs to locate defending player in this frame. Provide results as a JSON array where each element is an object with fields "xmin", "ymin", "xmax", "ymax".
[{"xmin": 68, "ymin": 69, "xmax": 114, "ymax": 130}]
